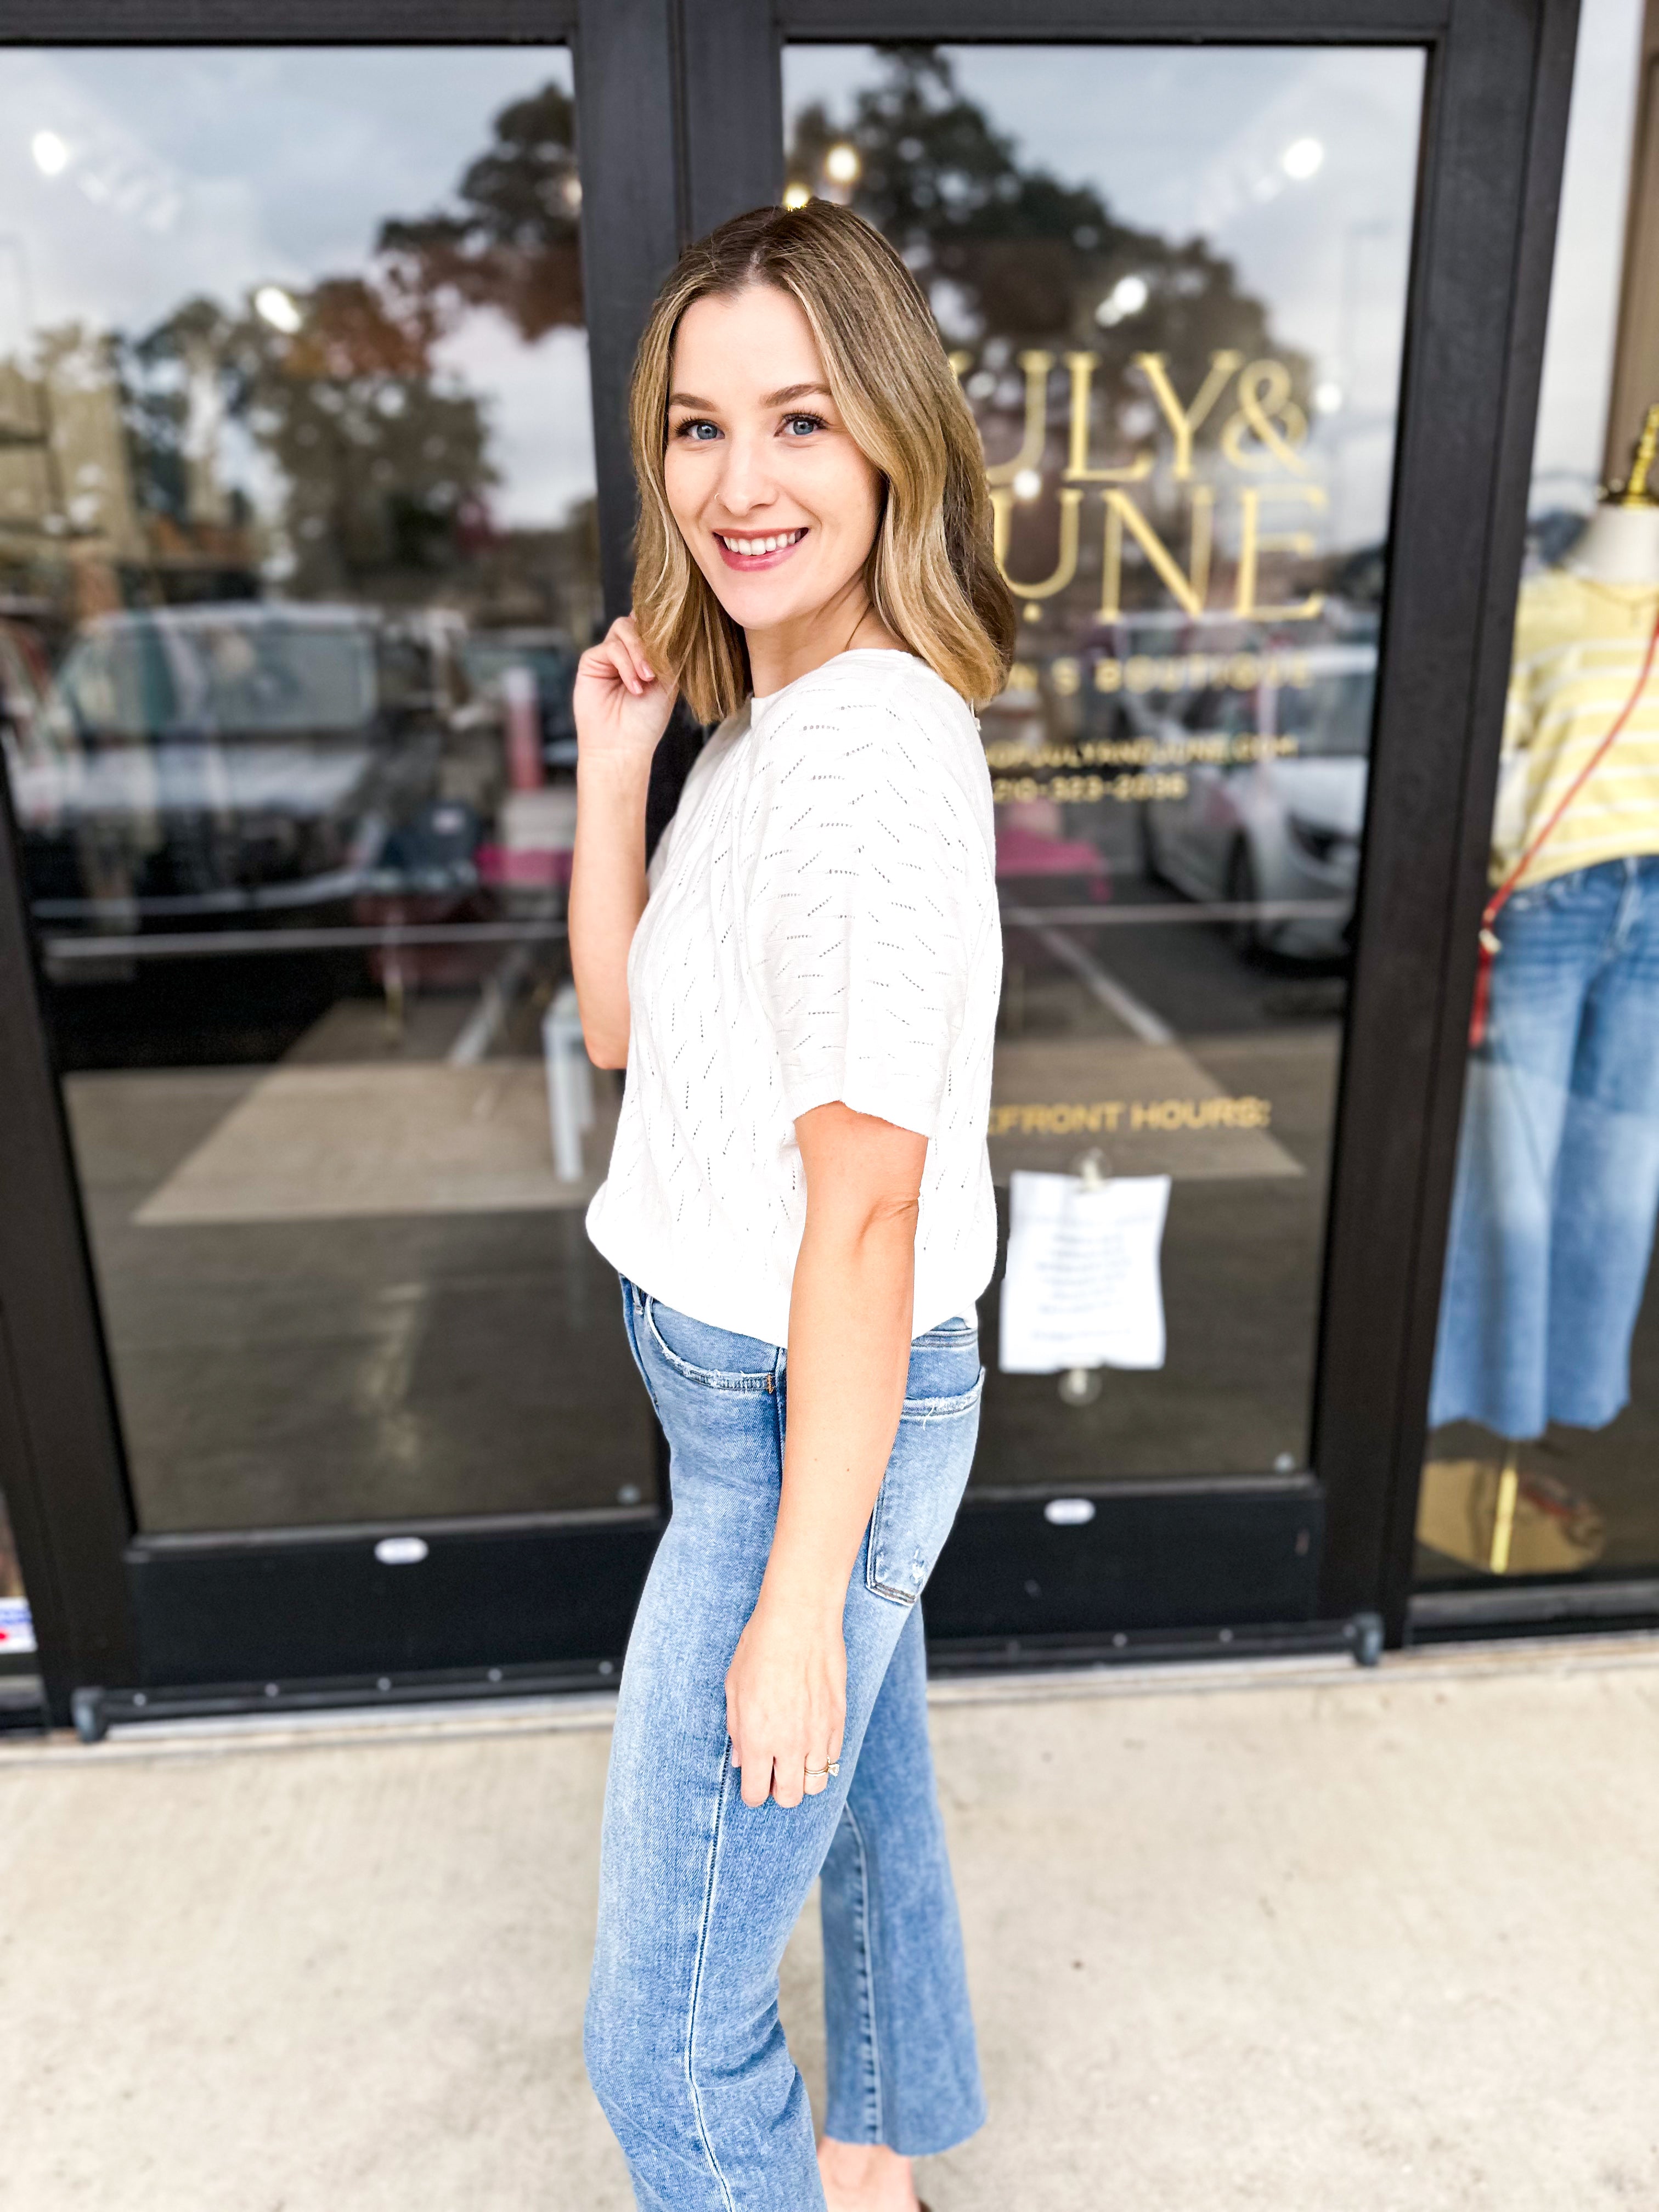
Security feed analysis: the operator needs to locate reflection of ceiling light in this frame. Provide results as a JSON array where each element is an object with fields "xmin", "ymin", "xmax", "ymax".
[
  {"xmin": 823, "ymin": 142, "xmax": 861, "ymax": 185},
  {"xmin": 1314, "ymin": 381, "xmax": 1344, "ymax": 414},
  {"xmin": 561, "ymin": 176, "xmax": 583, "ymax": 211},
  {"xmin": 1282, "ymin": 137, "xmax": 1324, "ymax": 180},
  {"xmin": 1094, "ymin": 273, "xmax": 1149, "ymax": 328},
  {"xmin": 253, "ymin": 284, "xmax": 303, "ymax": 334},
  {"xmin": 1012, "ymin": 467, "xmax": 1042, "ymax": 501},
  {"xmin": 782, "ymin": 181, "xmax": 811, "ymax": 210},
  {"xmin": 31, "ymin": 130, "xmax": 69, "ymax": 176}
]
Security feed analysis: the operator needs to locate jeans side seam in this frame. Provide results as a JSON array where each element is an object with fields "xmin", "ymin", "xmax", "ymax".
[
  {"xmin": 842, "ymin": 1797, "xmax": 885, "ymax": 2142},
  {"xmin": 683, "ymin": 1748, "xmax": 740, "ymax": 2212},
  {"xmin": 620, "ymin": 1283, "xmax": 665, "ymax": 1422}
]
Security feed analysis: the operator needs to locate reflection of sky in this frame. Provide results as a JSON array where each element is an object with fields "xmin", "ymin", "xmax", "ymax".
[
  {"xmin": 1530, "ymin": 0, "xmax": 1645, "ymax": 513},
  {"xmin": 0, "ymin": 48, "xmax": 594, "ymax": 527},
  {"xmin": 786, "ymin": 44, "xmax": 1426, "ymax": 549}
]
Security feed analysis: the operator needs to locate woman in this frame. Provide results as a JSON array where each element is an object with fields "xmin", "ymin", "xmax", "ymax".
[{"xmin": 572, "ymin": 199, "xmax": 1014, "ymax": 2212}]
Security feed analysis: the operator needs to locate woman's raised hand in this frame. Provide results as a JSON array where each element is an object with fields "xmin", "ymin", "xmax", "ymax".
[{"xmin": 573, "ymin": 614, "xmax": 677, "ymax": 769}]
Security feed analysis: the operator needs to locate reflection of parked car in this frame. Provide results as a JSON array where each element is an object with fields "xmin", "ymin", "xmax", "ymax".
[
  {"xmin": 0, "ymin": 614, "xmax": 69, "ymax": 785},
  {"xmin": 462, "ymin": 630, "xmax": 579, "ymax": 768},
  {"xmin": 12, "ymin": 605, "xmax": 462, "ymax": 923},
  {"xmin": 2, "ymin": 613, "xmax": 98, "ymax": 906},
  {"xmin": 1139, "ymin": 641, "xmax": 1374, "ymax": 959}
]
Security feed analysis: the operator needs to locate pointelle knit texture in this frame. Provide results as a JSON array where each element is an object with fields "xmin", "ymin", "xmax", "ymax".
[{"xmin": 585, "ymin": 648, "xmax": 1001, "ymax": 1346}]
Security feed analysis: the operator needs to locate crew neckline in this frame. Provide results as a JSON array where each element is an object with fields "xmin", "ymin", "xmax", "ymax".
[{"xmin": 747, "ymin": 647, "xmax": 921, "ymax": 726}]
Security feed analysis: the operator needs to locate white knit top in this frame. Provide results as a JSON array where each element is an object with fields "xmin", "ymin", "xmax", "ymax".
[{"xmin": 585, "ymin": 648, "xmax": 1001, "ymax": 1346}]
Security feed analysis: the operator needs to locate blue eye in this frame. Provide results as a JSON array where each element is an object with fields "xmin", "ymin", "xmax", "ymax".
[
  {"xmin": 783, "ymin": 413, "xmax": 826, "ymax": 437},
  {"xmin": 674, "ymin": 417, "xmax": 720, "ymax": 442}
]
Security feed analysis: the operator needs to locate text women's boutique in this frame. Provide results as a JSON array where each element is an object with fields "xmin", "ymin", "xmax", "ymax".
[{"xmin": 0, "ymin": 0, "xmax": 1652, "ymax": 1734}]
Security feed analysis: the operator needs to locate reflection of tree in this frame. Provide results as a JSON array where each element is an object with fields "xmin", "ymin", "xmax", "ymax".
[
  {"xmin": 259, "ymin": 283, "xmax": 494, "ymax": 595},
  {"xmin": 109, "ymin": 77, "xmax": 599, "ymax": 613},
  {"xmin": 125, "ymin": 281, "xmax": 493, "ymax": 600},
  {"xmin": 378, "ymin": 82, "xmax": 584, "ymax": 342},
  {"xmin": 7, "ymin": 77, "xmax": 597, "ymax": 629},
  {"xmin": 787, "ymin": 47, "xmax": 1305, "ymax": 432}
]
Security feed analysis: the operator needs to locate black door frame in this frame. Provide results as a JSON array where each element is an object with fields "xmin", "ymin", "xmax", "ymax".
[{"xmin": 0, "ymin": 0, "xmax": 1582, "ymax": 1730}]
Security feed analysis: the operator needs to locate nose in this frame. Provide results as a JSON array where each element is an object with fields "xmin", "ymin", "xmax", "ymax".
[{"xmin": 713, "ymin": 427, "xmax": 778, "ymax": 522}]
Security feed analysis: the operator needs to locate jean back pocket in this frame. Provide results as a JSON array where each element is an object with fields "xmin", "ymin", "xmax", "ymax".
[{"xmin": 866, "ymin": 1330, "xmax": 984, "ymax": 1606}]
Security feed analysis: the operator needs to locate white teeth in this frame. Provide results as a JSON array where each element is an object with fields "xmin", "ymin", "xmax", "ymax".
[{"xmin": 721, "ymin": 529, "xmax": 803, "ymax": 555}]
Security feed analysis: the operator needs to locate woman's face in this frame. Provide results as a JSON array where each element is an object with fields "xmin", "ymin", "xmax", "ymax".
[{"xmin": 663, "ymin": 284, "xmax": 885, "ymax": 640}]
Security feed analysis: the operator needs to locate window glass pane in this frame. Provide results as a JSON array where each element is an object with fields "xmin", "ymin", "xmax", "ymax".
[
  {"xmin": 1417, "ymin": 0, "xmax": 1659, "ymax": 1583},
  {"xmin": 0, "ymin": 1492, "xmax": 35, "ymax": 1663},
  {"xmin": 785, "ymin": 43, "xmax": 1424, "ymax": 1486},
  {"xmin": 0, "ymin": 49, "xmax": 652, "ymax": 1533}
]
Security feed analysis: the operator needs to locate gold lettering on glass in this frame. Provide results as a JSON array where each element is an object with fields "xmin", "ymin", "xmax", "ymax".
[
  {"xmin": 992, "ymin": 484, "xmax": 1084, "ymax": 602},
  {"xmin": 1063, "ymin": 353, "xmax": 1152, "ymax": 483},
  {"xmin": 1218, "ymin": 360, "xmax": 1310, "ymax": 473},
  {"xmin": 1131, "ymin": 349, "xmax": 1242, "ymax": 480},
  {"xmin": 984, "ymin": 349, "xmax": 1054, "ymax": 486},
  {"xmin": 1098, "ymin": 487, "xmax": 1214, "ymax": 620},
  {"xmin": 1234, "ymin": 484, "xmax": 1327, "ymax": 619}
]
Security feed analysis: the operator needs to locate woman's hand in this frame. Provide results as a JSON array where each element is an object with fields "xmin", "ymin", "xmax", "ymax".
[
  {"xmin": 569, "ymin": 616, "xmax": 676, "ymax": 1066},
  {"xmin": 573, "ymin": 614, "xmax": 676, "ymax": 768},
  {"xmin": 725, "ymin": 1588, "xmax": 847, "ymax": 1810}
]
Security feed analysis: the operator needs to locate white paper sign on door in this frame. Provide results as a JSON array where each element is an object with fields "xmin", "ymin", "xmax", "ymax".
[{"xmin": 998, "ymin": 1170, "xmax": 1172, "ymax": 1374}]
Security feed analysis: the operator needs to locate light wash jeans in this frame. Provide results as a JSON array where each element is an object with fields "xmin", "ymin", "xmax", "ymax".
[
  {"xmin": 585, "ymin": 1279, "xmax": 988, "ymax": 2211},
  {"xmin": 1430, "ymin": 855, "xmax": 1659, "ymax": 1438}
]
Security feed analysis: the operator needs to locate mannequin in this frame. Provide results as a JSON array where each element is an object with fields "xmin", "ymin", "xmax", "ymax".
[
  {"xmin": 1424, "ymin": 407, "xmax": 1659, "ymax": 1573},
  {"xmin": 1567, "ymin": 474, "xmax": 1659, "ymax": 582}
]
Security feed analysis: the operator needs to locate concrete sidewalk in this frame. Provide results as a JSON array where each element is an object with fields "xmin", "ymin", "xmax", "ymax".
[{"xmin": 1, "ymin": 1638, "xmax": 1656, "ymax": 2210}]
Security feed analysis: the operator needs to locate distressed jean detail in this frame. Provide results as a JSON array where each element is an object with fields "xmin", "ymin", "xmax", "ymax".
[{"xmin": 586, "ymin": 1279, "xmax": 986, "ymax": 2210}]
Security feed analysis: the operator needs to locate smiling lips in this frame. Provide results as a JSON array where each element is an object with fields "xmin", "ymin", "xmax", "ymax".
[{"xmin": 714, "ymin": 527, "xmax": 808, "ymax": 569}]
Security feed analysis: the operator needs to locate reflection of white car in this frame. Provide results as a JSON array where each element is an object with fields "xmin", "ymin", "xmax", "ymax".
[
  {"xmin": 1139, "ymin": 642, "xmax": 1374, "ymax": 959},
  {"xmin": 13, "ymin": 604, "xmax": 455, "ymax": 920}
]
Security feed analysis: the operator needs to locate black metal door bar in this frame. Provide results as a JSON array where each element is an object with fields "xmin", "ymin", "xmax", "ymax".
[
  {"xmin": 1312, "ymin": 0, "xmax": 1581, "ymax": 1635},
  {"xmin": 0, "ymin": 759, "xmax": 138, "ymax": 1715},
  {"xmin": 0, "ymin": 2, "xmax": 578, "ymax": 37},
  {"xmin": 778, "ymin": 0, "xmax": 1452, "ymax": 33}
]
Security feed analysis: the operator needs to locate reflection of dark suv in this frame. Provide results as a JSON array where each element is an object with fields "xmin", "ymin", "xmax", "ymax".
[{"xmin": 15, "ymin": 605, "xmax": 457, "ymax": 923}]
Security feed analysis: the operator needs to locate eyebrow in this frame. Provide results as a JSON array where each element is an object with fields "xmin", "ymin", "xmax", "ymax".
[{"xmin": 665, "ymin": 382, "xmax": 831, "ymax": 411}]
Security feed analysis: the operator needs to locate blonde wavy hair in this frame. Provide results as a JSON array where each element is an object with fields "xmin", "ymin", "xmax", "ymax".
[{"xmin": 629, "ymin": 200, "xmax": 1017, "ymax": 723}]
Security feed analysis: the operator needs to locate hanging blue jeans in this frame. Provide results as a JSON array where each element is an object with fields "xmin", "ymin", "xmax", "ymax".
[
  {"xmin": 585, "ymin": 1280, "xmax": 987, "ymax": 2212},
  {"xmin": 1430, "ymin": 855, "xmax": 1659, "ymax": 1438}
]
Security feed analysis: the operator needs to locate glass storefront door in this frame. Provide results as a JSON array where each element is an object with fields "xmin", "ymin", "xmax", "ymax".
[
  {"xmin": 0, "ymin": 1, "xmax": 1583, "ymax": 1713},
  {"xmin": 0, "ymin": 46, "xmax": 657, "ymax": 1542},
  {"xmin": 1415, "ymin": 0, "xmax": 1659, "ymax": 1598},
  {"xmin": 782, "ymin": 42, "xmax": 1424, "ymax": 1492}
]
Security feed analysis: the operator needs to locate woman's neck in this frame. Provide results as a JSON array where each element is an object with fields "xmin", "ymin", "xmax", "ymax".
[{"xmin": 745, "ymin": 577, "xmax": 903, "ymax": 697}]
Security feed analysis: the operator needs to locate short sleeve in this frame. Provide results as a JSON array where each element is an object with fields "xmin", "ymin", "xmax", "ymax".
[{"xmin": 743, "ymin": 672, "xmax": 989, "ymax": 1138}]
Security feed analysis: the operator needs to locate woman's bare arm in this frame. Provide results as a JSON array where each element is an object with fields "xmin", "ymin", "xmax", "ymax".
[
  {"xmin": 569, "ymin": 616, "xmax": 676, "ymax": 1068},
  {"xmin": 725, "ymin": 1101, "xmax": 928, "ymax": 1809}
]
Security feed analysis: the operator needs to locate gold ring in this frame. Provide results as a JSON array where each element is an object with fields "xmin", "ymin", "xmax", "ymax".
[{"xmin": 805, "ymin": 1761, "xmax": 841, "ymax": 1779}]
